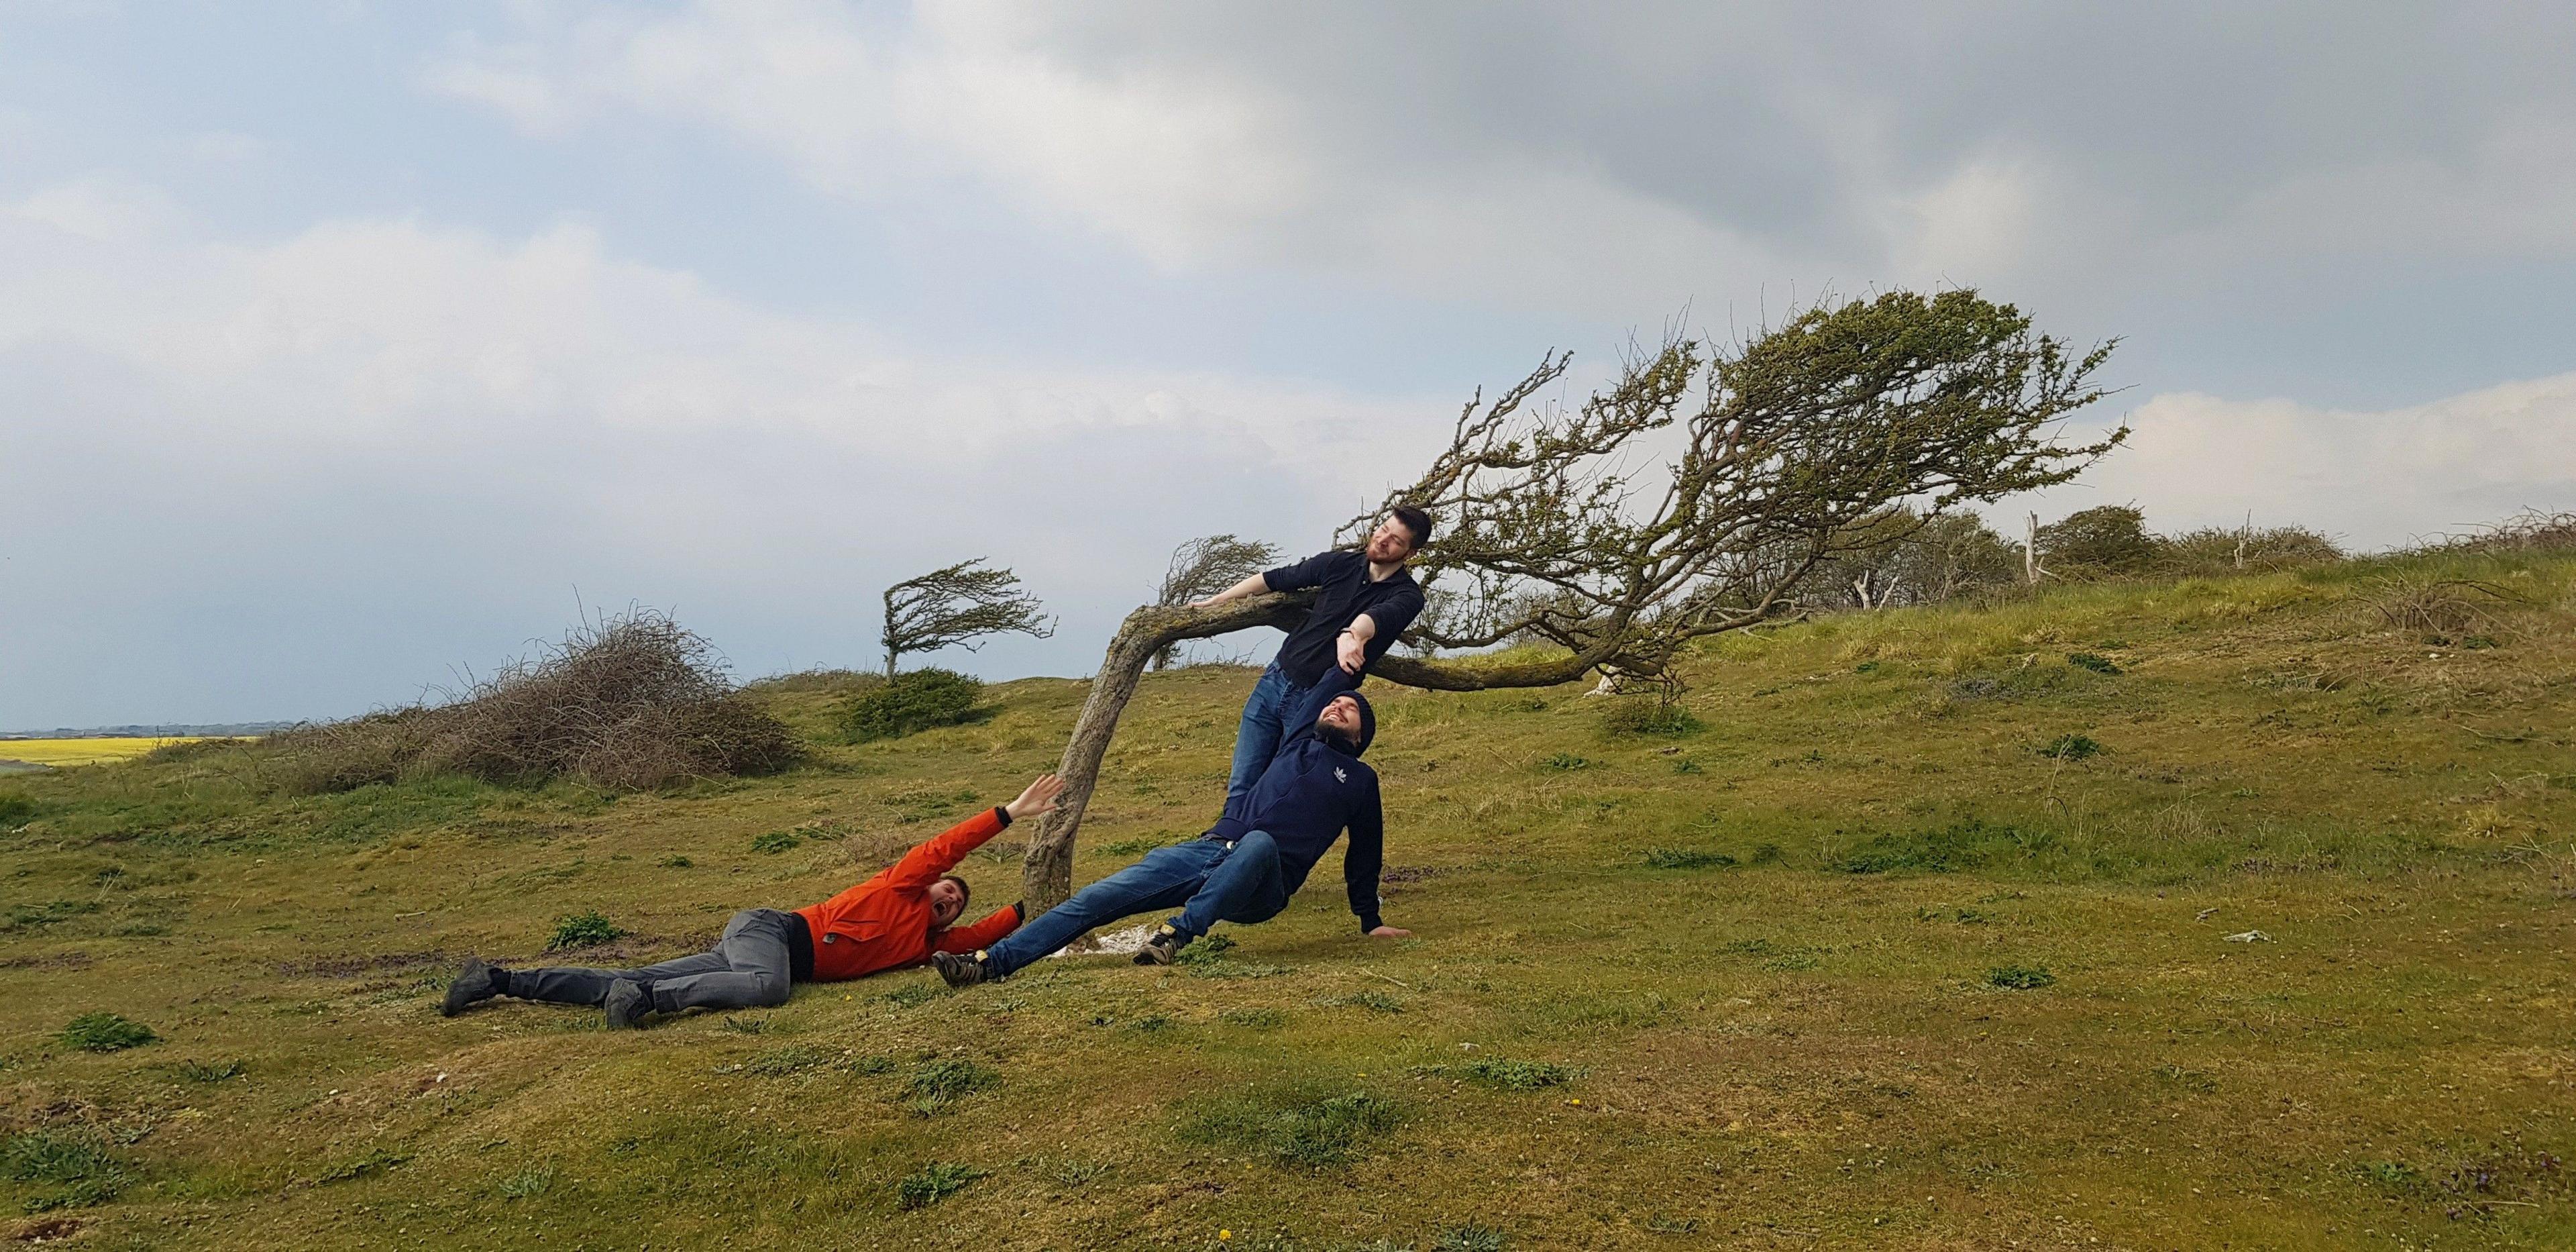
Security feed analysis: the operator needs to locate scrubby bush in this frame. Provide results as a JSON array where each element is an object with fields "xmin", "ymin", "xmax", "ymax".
[
  {"xmin": 1460, "ymin": 1059, "xmax": 1579, "ymax": 1090},
  {"xmin": 1601, "ymin": 699, "xmax": 1701, "ymax": 737},
  {"xmin": 545, "ymin": 910, "xmax": 624, "ymax": 951},
  {"xmin": 839, "ymin": 668, "xmax": 987, "ymax": 743},
  {"xmin": 2417, "ymin": 509, "xmax": 2576, "ymax": 556},
  {"xmin": 2363, "ymin": 575, "xmax": 2525, "ymax": 643},
  {"xmin": 136, "ymin": 737, "xmax": 250, "ymax": 766},
  {"xmin": 59, "ymin": 1012, "xmax": 157, "ymax": 1052},
  {"xmin": 739, "ymin": 668, "xmax": 882, "ymax": 696},
  {"xmin": 2157, "ymin": 525, "xmax": 2343, "ymax": 574},
  {"xmin": 262, "ymin": 611, "xmax": 799, "ymax": 794},
  {"xmin": 2037, "ymin": 505, "xmax": 2159, "ymax": 576},
  {"xmin": 0, "ymin": 792, "xmax": 35, "ymax": 830}
]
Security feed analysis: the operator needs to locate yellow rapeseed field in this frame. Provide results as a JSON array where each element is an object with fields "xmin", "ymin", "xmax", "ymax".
[{"xmin": 0, "ymin": 736, "xmax": 206, "ymax": 767}]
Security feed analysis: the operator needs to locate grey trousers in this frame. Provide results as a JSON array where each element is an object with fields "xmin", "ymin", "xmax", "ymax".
[{"xmin": 511, "ymin": 908, "xmax": 796, "ymax": 1016}]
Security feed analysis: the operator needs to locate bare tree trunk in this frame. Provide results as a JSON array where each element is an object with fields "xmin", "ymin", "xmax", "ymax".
[
  {"xmin": 1020, "ymin": 594, "xmax": 1306, "ymax": 912},
  {"xmin": 2235, "ymin": 510, "xmax": 2251, "ymax": 571},
  {"xmin": 2025, "ymin": 512, "xmax": 2043, "ymax": 586}
]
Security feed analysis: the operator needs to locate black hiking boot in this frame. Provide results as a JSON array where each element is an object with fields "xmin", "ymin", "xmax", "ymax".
[
  {"xmin": 1133, "ymin": 925, "xmax": 1190, "ymax": 966},
  {"xmin": 441, "ymin": 956, "xmax": 503, "ymax": 1017},
  {"xmin": 602, "ymin": 979, "xmax": 653, "ymax": 1029},
  {"xmin": 932, "ymin": 950, "xmax": 993, "ymax": 988}
]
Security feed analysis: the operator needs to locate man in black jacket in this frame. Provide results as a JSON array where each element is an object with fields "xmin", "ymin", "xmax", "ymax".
[
  {"xmin": 1191, "ymin": 506, "xmax": 1430, "ymax": 812},
  {"xmin": 933, "ymin": 666, "xmax": 1406, "ymax": 985}
]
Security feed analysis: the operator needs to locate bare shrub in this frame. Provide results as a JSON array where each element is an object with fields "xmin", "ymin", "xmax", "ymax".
[
  {"xmin": 2418, "ymin": 509, "xmax": 2576, "ymax": 556},
  {"xmin": 2361, "ymin": 576, "xmax": 2526, "ymax": 641},
  {"xmin": 264, "ymin": 611, "xmax": 799, "ymax": 794}
]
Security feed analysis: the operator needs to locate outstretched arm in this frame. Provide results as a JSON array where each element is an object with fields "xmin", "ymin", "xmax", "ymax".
[
  {"xmin": 935, "ymin": 902, "xmax": 1025, "ymax": 953},
  {"xmin": 1189, "ymin": 571, "xmax": 1271, "ymax": 608},
  {"xmin": 1344, "ymin": 777, "xmax": 1407, "ymax": 937},
  {"xmin": 887, "ymin": 774, "xmax": 1065, "ymax": 890}
]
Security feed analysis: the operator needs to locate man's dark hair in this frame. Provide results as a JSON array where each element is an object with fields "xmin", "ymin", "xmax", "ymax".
[
  {"xmin": 940, "ymin": 874, "xmax": 971, "ymax": 917},
  {"xmin": 1389, "ymin": 505, "xmax": 1434, "ymax": 552}
]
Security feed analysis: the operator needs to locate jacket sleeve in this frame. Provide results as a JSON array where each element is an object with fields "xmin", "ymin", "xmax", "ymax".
[
  {"xmin": 933, "ymin": 901, "xmax": 1024, "ymax": 953},
  {"xmin": 1262, "ymin": 550, "xmax": 1340, "ymax": 593},
  {"xmin": 1344, "ymin": 774, "xmax": 1385, "ymax": 933},
  {"xmin": 887, "ymin": 806, "xmax": 1010, "ymax": 892},
  {"xmin": 1362, "ymin": 586, "xmax": 1426, "ymax": 654}
]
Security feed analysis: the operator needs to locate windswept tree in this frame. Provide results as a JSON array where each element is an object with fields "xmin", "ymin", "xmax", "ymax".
[
  {"xmin": 1150, "ymin": 535, "xmax": 1284, "ymax": 670},
  {"xmin": 880, "ymin": 559, "xmax": 1055, "ymax": 678},
  {"xmin": 1019, "ymin": 289, "xmax": 2125, "ymax": 910}
]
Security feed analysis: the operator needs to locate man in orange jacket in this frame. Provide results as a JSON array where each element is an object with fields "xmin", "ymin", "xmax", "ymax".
[{"xmin": 439, "ymin": 774, "xmax": 1063, "ymax": 1028}]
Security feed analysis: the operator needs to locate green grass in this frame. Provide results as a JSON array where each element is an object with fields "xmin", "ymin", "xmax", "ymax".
[
  {"xmin": 544, "ymin": 910, "xmax": 624, "ymax": 949},
  {"xmin": 2, "ymin": 550, "xmax": 2574, "ymax": 1246},
  {"xmin": 895, "ymin": 1161, "xmax": 985, "ymax": 1209},
  {"xmin": 58, "ymin": 1012, "xmax": 156, "ymax": 1052}
]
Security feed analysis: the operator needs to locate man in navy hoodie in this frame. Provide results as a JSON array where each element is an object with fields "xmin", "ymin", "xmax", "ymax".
[{"xmin": 934, "ymin": 666, "xmax": 1405, "ymax": 985}]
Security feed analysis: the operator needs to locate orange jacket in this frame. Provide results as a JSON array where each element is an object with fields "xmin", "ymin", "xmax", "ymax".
[{"xmin": 795, "ymin": 806, "xmax": 1024, "ymax": 982}]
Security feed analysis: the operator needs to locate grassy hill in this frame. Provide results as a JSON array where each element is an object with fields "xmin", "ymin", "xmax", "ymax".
[{"xmin": 3, "ymin": 550, "xmax": 2572, "ymax": 1249}]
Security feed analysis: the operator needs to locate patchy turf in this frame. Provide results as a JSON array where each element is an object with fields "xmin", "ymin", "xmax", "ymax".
[{"xmin": 2, "ymin": 551, "xmax": 2573, "ymax": 1248}]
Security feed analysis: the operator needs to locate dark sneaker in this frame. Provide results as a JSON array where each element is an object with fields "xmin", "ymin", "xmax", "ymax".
[
  {"xmin": 441, "ymin": 956, "xmax": 502, "ymax": 1017},
  {"xmin": 602, "ymin": 979, "xmax": 653, "ymax": 1029},
  {"xmin": 1133, "ymin": 925, "xmax": 1190, "ymax": 966},
  {"xmin": 932, "ymin": 950, "xmax": 991, "ymax": 988}
]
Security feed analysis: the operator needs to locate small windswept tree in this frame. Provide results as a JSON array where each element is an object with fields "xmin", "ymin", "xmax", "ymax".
[
  {"xmin": 1150, "ymin": 535, "xmax": 1283, "ymax": 670},
  {"xmin": 880, "ymin": 559, "xmax": 1055, "ymax": 677},
  {"xmin": 1020, "ymin": 289, "xmax": 2125, "ymax": 910}
]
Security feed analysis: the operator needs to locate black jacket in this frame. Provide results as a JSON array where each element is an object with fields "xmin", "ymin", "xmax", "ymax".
[{"xmin": 1210, "ymin": 665, "xmax": 1385, "ymax": 931}]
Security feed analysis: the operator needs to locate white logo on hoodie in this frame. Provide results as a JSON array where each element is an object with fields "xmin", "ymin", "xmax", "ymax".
[{"xmin": 1335, "ymin": 766, "xmax": 1348, "ymax": 783}]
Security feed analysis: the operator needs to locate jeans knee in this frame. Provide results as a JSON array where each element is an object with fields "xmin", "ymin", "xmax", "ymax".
[
  {"xmin": 1238, "ymin": 829, "xmax": 1281, "ymax": 869},
  {"xmin": 752, "ymin": 973, "xmax": 790, "ymax": 1007}
]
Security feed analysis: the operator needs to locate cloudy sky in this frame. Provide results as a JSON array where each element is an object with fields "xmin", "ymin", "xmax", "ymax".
[{"xmin": 5, "ymin": 2, "xmax": 2572, "ymax": 728}]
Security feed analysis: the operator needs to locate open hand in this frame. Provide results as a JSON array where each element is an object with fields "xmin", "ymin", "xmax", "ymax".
[
  {"xmin": 1366, "ymin": 925, "xmax": 1412, "ymax": 939},
  {"xmin": 1006, "ymin": 774, "xmax": 1067, "ymax": 823}
]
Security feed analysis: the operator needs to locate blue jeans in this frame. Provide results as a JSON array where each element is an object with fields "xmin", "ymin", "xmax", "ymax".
[
  {"xmin": 1226, "ymin": 663, "xmax": 1308, "ymax": 810},
  {"xmin": 981, "ymin": 832, "xmax": 1289, "ymax": 978}
]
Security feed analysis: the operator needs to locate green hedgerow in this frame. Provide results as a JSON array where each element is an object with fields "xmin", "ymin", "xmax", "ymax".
[
  {"xmin": 546, "ymin": 910, "xmax": 624, "ymax": 951},
  {"xmin": 841, "ymin": 668, "xmax": 987, "ymax": 743},
  {"xmin": 59, "ymin": 1012, "xmax": 157, "ymax": 1053}
]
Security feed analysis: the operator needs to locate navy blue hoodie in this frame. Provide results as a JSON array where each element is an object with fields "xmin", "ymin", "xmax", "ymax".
[{"xmin": 1209, "ymin": 664, "xmax": 1386, "ymax": 931}]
